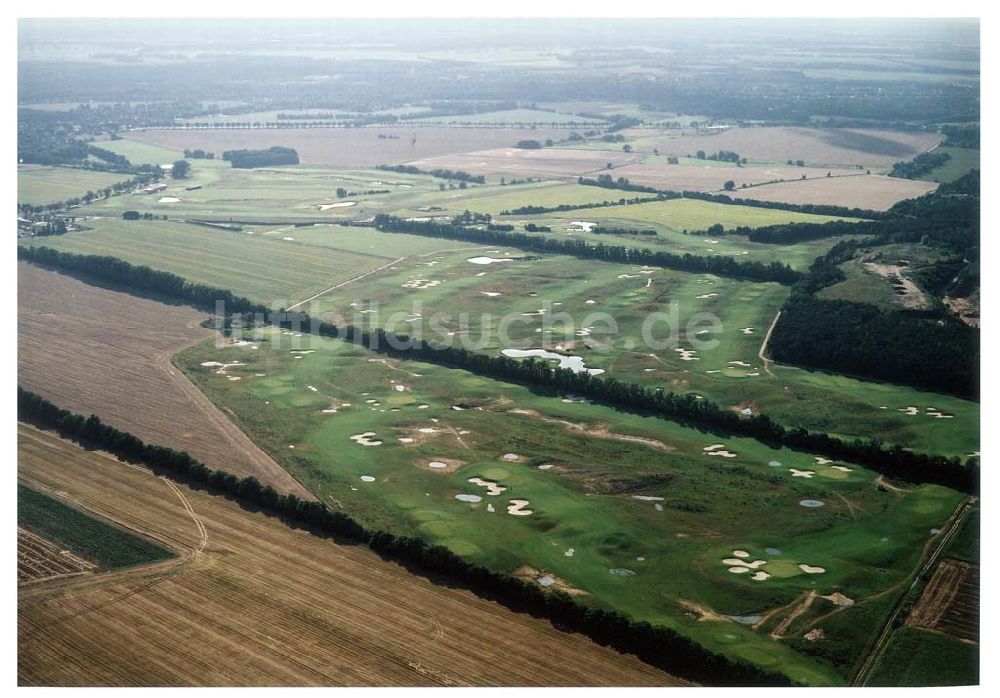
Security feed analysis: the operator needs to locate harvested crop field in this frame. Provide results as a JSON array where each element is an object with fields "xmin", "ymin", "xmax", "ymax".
[
  {"xmin": 17, "ymin": 424, "xmax": 682, "ymax": 687},
  {"xmin": 907, "ymin": 558, "xmax": 979, "ymax": 643},
  {"xmin": 625, "ymin": 127, "xmax": 941, "ymax": 170},
  {"xmin": 125, "ymin": 127, "xmax": 576, "ymax": 167},
  {"xmin": 609, "ymin": 162, "xmax": 846, "ymax": 192},
  {"xmin": 404, "ymin": 147, "xmax": 641, "ymax": 179},
  {"xmin": 17, "ymin": 262, "xmax": 308, "ymax": 496},
  {"xmin": 725, "ymin": 174, "xmax": 937, "ymax": 211},
  {"xmin": 18, "ymin": 527, "xmax": 96, "ymax": 585}
]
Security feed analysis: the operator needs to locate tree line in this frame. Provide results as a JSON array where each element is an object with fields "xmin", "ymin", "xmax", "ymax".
[
  {"xmin": 17, "ymin": 170, "xmax": 162, "ymax": 218},
  {"xmin": 499, "ymin": 194, "xmax": 665, "ymax": 216},
  {"xmin": 889, "ymin": 151, "xmax": 951, "ymax": 180},
  {"xmin": 373, "ymin": 215, "xmax": 800, "ymax": 284},
  {"xmin": 376, "ymin": 164, "xmax": 486, "ymax": 184},
  {"xmin": 16, "ymin": 387, "xmax": 790, "ymax": 687},
  {"xmin": 17, "ymin": 245, "xmax": 977, "ymax": 492},
  {"xmin": 577, "ymin": 175, "xmax": 886, "ymax": 220}
]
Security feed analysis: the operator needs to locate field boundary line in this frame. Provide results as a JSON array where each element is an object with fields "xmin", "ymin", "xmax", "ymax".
[{"xmin": 288, "ymin": 256, "xmax": 405, "ymax": 310}]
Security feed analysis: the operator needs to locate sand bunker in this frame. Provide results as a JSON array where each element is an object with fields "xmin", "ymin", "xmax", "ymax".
[
  {"xmin": 704, "ymin": 444, "xmax": 737, "ymax": 458},
  {"xmin": 814, "ymin": 457, "xmax": 833, "ymax": 465},
  {"xmin": 751, "ymin": 571, "xmax": 771, "ymax": 581},
  {"xmin": 728, "ymin": 566, "xmax": 750, "ymax": 574},
  {"xmin": 360, "ymin": 475, "xmax": 376, "ymax": 482},
  {"xmin": 428, "ymin": 461, "xmax": 448, "ymax": 469},
  {"xmin": 674, "ymin": 347, "xmax": 699, "ymax": 361},
  {"xmin": 733, "ymin": 550, "xmax": 750, "ymax": 558},
  {"xmin": 538, "ymin": 463, "xmax": 554, "ymax": 470},
  {"xmin": 318, "ymin": 201, "xmax": 357, "ymax": 210},
  {"xmin": 507, "ymin": 499, "xmax": 533, "ymax": 516},
  {"xmin": 831, "ymin": 465, "xmax": 853, "ymax": 472},
  {"xmin": 568, "ymin": 221, "xmax": 596, "ymax": 232},
  {"xmin": 468, "ymin": 477, "xmax": 507, "ymax": 496},
  {"xmin": 632, "ymin": 495, "xmax": 665, "ymax": 501},
  {"xmin": 501, "ymin": 453, "xmax": 521, "ymax": 462},
  {"xmin": 790, "ymin": 469, "xmax": 815, "ymax": 478},
  {"xmin": 455, "ymin": 494, "xmax": 482, "ymax": 503},
  {"xmin": 468, "ymin": 256, "xmax": 514, "ymax": 265},
  {"xmin": 798, "ymin": 564, "xmax": 826, "ymax": 574},
  {"xmin": 402, "ymin": 279, "xmax": 441, "ymax": 289},
  {"xmin": 157, "ymin": 196, "xmax": 181, "ymax": 203},
  {"xmin": 799, "ymin": 499, "xmax": 826, "ymax": 508},
  {"xmin": 565, "ymin": 548, "xmax": 575, "ymax": 557},
  {"xmin": 740, "ymin": 327, "xmax": 755, "ymax": 335},
  {"xmin": 728, "ymin": 360, "xmax": 752, "ymax": 368},
  {"xmin": 349, "ymin": 432, "xmax": 383, "ymax": 446}
]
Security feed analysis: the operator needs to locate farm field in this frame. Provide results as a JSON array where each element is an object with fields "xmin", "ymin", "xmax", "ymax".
[
  {"xmin": 403, "ymin": 108, "xmax": 607, "ymax": 126},
  {"xmin": 18, "ymin": 484, "xmax": 173, "ymax": 573},
  {"xmin": 403, "ymin": 147, "xmax": 641, "ymax": 179},
  {"xmin": 125, "ymin": 127, "xmax": 577, "ymax": 167},
  {"xmin": 606, "ymin": 161, "xmax": 853, "ymax": 193},
  {"xmin": 22, "ymin": 218, "xmax": 393, "ymax": 306},
  {"xmin": 17, "ymin": 262, "xmax": 309, "ymax": 495},
  {"xmin": 906, "ymin": 558, "xmax": 979, "ymax": 643},
  {"xmin": 618, "ymin": 127, "xmax": 942, "ymax": 170},
  {"xmin": 719, "ymin": 174, "xmax": 938, "ymax": 211},
  {"xmin": 176, "ymin": 329, "xmax": 968, "ymax": 684},
  {"xmin": 867, "ymin": 627, "xmax": 978, "ymax": 686},
  {"xmin": 18, "ymin": 527, "xmax": 97, "ymax": 585},
  {"xmin": 17, "ymin": 165, "xmax": 129, "ymax": 206},
  {"xmin": 17, "ymin": 423, "xmax": 680, "ymax": 687}
]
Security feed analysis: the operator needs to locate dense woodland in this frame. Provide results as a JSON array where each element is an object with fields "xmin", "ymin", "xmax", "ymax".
[
  {"xmin": 221, "ymin": 146, "xmax": 299, "ymax": 168},
  {"xmin": 769, "ymin": 173, "xmax": 980, "ymax": 398}
]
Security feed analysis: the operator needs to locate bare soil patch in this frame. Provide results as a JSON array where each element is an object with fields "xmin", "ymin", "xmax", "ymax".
[
  {"xmin": 627, "ymin": 127, "xmax": 941, "ymax": 169},
  {"xmin": 405, "ymin": 147, "xmax": 640, "ymax": 179},
  {"xmin": 17, "ymin": 262, "xmax": 309, "ymax": 497},
  {"xmin": 18, "ymin": 425, "xmax": 676, "ymax": 686},
  {"xmin": 907, "ymin": 558, "xmax": 979, "ymax": 643},
  {"xmin": 720, "ymin": 174, "xmax": 937, "ymax": 211},
  {"xmin": 126, "ymin": 127, "xmax": 575, "ymax": 167}
]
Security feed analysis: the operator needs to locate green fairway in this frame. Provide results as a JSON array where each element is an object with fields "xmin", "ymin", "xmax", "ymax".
[
  {"xmin": 18, "ymin": 484, "xmax": 174, "ymax": 570},
  {"xmin": 98, "ymin": 137, "xmax": 185, "ymax": 166},
  {"xmin": 25, "ymin": 219, "xmax": 978, "ymax": 456},
  {"xmin": 177, "ymin": 331, "xmax": 966, "ymax": 685},
  {"xmin": 17, "ymin": 165, "xmax": 130, "ymax": 206}
]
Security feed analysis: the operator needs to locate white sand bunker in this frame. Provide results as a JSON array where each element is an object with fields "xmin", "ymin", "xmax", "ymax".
[
  {"xmin": 740, "ymin": 327, "xmax": 755, "ymax": 335},
  {"xmin": 455, "ymin": 494, "xmax": 482, "ymax": 503},
  {"xmin": 798, "ymin": 564, "xmax": 826, "ymax": 574},
  {"xmin": 307, "ymin": 385, "xmax": 318, "ymax": 392},
  {"xmin": 722, "ymin": 549, "xmax": 769, "ymax": 579},
  {"xmin": 398, "ymin": 437, "xmax": 415, "ymax": 444},
  {"xmin": 790, "ymin": 469, "xmax": 815, "ymax": 478},
  {"xmin": 675, "ymin": 347, "xmax": 699, "ymax": 361},
  {"xmin": 468, "ymin": 477, "xmax": 507, "ymax": 496},
  {"xmin": 565, "ymin": 548, "xmax": 575, "ymax": 557},
  {"xmin": 501, "ymin": 453, "xmax": 521, "ymax": 462},
  {"xmin": 751, "ymin": 571, "xmax": 770, "ymax": 581},
  {"xmin": 538, "ymin": 463, "xmax": 554, "ymax": 470},
  {"xmin": 814, "ymin": 457, "xmax": 833, "ymax": 465},
  {"xmin": 585, "ymin": 299, "xmax": 597, "ymax": 305},
  {"xmin": 350, "ymin": 432, "xmax": 383, "ymax": 446},
  {"xmin": 360, "ymin": 475, "xmax": 376, "ymax": 482},
  {"xmin": 402, "ymin": 279, "xmax": 441, "ymax": 289},
  {"xmin": 696, "ymin": 293, "xmax": 719, "ymax": 299},
  {"xmin": 925, "ymin": 408, "xmax": 954, "ymax": 419},
  {"xmin": 728, "ymin": 360, "xmax": 752, "ymax": 368},
  {"xmin": 568, "ymin": 221, "xmax": 595, "ymax": 231},
  {"xmin": 704, "ymin": 444, "xmax": 737, "ymax": 458},
  {"xmin": 507, "ymin": 499, "xmax": 533, "ymax": 516},
  {"xmin": 899, "ymin": 406, "xmax": 919, "ymax": 416},
  {"xmin": 480, "ymin": 291, "xmax": 502, "ymax": 297},
  {"xmin": 799, "ymin": 499, "xmax": 826, "ymax": 508},
  {"xmin": 728, "ymin": 566, "xmax": 750, "ymax": 574},
  {"xmin": 468, "ymin": 256, "xmax": 513, "ymax": 265},
  {"xmin": 318, "ymin": 201, "xmax": 357, "ymax": 210},
  {"xmin": 632, "ymin": 495, "xmax": 665, "ymax": 501},
  {"xmin": 157, "ymin": 196, "xmax": 181, "ymax": 203},
  {"xmin": 831, "ymin": 465, "xmax": 853, "ymax": 472},
  {"xmin": 732, "ymin": 550, "xmax": 750, "ymax": 558}
]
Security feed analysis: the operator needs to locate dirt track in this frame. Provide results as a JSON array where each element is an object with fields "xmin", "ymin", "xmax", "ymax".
[
  {"xmin": 17, "ymin": 262, "xmax": 310, "ymax": 497},
  {"xmin": 17, "ymin": 424, "xmax": 683, "ymax": 687}
]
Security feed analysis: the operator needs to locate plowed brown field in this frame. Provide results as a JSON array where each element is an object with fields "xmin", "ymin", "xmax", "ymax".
[
  {"xmin": 17, "ymin": 424, "xmax": 684, "ymax": 687},
  {"xmin": 17, "ymin": 262, "xmax": 308, "ymax": 496}
]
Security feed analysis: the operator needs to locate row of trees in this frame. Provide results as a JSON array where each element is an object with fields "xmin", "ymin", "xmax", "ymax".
[
  {"xmin": 17, "ymin": 248, "xmax": 978, "ymax": 492},
  {"xmin": 375, "ymin": 164, "xmax": 485, "ymax": 184},
  {"xmin": 576, "ymin": 175, "xmax": 886, "ymax": 220},
  {"xmin": 17, "ymin": 170, "xmax": 161, "ymax": 217},
  {"xmin": 889, "ymin": 151, "xmax": 951, "ymax": 179},
  {"xmin": 500, "ymin": 194, "xmax": 665, "ymax": 216},
  {"xmin": 17, "ymin": 387, "xmax": 790, "ymax": 687},
  {"xmin": 373, "ymin": 215, "xmax": 801, "ymax": 284}
]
